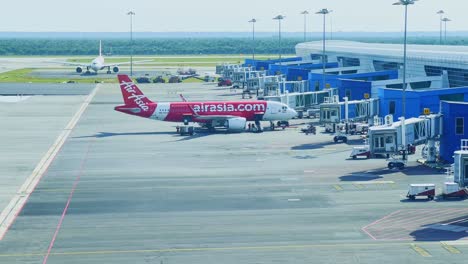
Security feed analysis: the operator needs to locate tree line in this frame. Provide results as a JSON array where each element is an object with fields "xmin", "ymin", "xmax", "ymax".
[{"xmin": 0, "ymin": 37, "xmax": 465, "ymax": 56}]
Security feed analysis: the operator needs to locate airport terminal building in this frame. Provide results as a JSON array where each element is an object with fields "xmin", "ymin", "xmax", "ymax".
[{"xmin": 295, "ymin": 40, "xmax": 468, "ymax": 88}]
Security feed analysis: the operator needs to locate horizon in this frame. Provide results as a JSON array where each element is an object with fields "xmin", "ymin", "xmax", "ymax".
[{"xmin": 0, "ymin": 0, "xmax": 466, "ymax": 32}]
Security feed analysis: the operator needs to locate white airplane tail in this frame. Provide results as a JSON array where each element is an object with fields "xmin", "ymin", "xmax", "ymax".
[{"xmin": 99, "ymin": 40, "xmax": 102, "ymax": 56}]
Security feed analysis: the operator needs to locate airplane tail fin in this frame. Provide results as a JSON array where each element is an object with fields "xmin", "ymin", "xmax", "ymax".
[
  {"xmin": 99, "ymin": 40, "xmax": 102, "ymax": 56},
  {"xmin": 117, "ymin": 75, "xmax": 154, "ymax": 107}
]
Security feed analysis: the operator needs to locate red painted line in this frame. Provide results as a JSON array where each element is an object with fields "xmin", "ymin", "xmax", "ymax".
[
  {"xmin": 42, "ymin": 143, "xmax": 92, "ymax": 264},
  {"xmin": 362, "ymin": 210, "xmax": 402, "ymax": 240},
  {"xmin": 361, "ymin": 227, "xmax": 378, "ymax": 240},
  {"xmin": 362, "ymin": 210, "xmax": 402, "ymax": 230},
  {"xmin": 0, "ymin": 138, "xmax": 68, "ymax": 241},
  {"xmin": 0, "ymin": 86, "xmax": 99, "ymax": 241},
  {"xmin": 381, "ymin": 209, "xmax": 468, "ymax": 229}
]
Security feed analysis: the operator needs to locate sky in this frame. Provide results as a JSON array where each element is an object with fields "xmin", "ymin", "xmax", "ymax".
[{"xmin": 0, "ymin": 0, "xmax": 466, "ymax": 32}]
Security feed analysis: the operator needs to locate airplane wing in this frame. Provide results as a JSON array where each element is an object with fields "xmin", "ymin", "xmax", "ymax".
[
  {"xmin": 179, "ymin": 94, "xmax": 188, "ymax": 102},
  {"xmin": 50, "ymin": 60, "xmax": 91, "ymax": 67},
  {"xmin": 103, "ymin": 60, "xmax": 152, "ymax": 67},
  {"xmin": 193, "ymin": 115, "xmax": 239, "ymax": 121}
]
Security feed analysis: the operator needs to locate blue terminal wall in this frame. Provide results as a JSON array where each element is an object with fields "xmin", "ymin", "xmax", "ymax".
[
  {"xmin": 336, "ymin": 79, "xmax": 372, "ymax": 101},
  {"xmin": 268, "ymin": 63, "xmax": 316, "ymax": 76},
  {"xmin": 308, "ymin": 70, "xmax": 398, "ymax": 91},
  {"xmin": 377, "ymin": 87, "xmax": 468, "ymax": 121},
  {"xmin": 440, "ymin": 101, "xmax": 468, "ymax": 163},
  {"xmin": 285, "ymin": 63, "xmax": 339, "ymax": 81},
  {"xmin": 244, "ymin": 57, "xmax": 302, "ymax": 70}
]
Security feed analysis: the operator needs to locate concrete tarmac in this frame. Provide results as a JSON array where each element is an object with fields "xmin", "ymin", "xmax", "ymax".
[{"xmin": 0, "ymin": 82, "xmax": 467, "ymax": 264}]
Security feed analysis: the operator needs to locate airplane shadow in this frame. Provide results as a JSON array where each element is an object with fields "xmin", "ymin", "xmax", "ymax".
[
  {"xmin": 410, "ymin": 214, "xmax": 468, "ymax": 241},
  {"xmin": 74, "ymin": 131, "xmax": 175, "ymax": 138}
]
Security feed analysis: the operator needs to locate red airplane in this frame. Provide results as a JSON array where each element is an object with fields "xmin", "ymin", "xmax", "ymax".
[{"xmin": 114, "ymin": 75, "xmax": 297, "ymax": 132}]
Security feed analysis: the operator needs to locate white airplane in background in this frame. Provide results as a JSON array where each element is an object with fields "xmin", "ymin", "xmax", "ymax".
[{"xmin": 57, "ymin": 41, "xmax": 147, "ymax": 75}]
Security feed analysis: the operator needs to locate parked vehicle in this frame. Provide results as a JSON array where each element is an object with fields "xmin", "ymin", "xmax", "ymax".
[
  {"xmin": 301, "ymin": 123, "xmax": 317, "ymax": 135},
  {"xmin": 218, "ymin": 78, "xmax": 232, "ymax": 87},
  {"xmin": 153, "ymin": 76, "xmax": 166, "ymax": 83},
  {"xmin": 169, "ymin": 76, "xmax": 182, "ymax": 83},
  {"xmin": 441, "ymin": 182, "xmax": 467, "ymax": 199},
  {"xmin": 136, "ymin": 77, "xmax": 151, "ymax": 83},
  {"xmin": 350, "ymin": 145, "xmax": 370, "ymax": 159},
  {"xmin": 407, "ymin": 184, "xmax": 435, "ymax": 200}
]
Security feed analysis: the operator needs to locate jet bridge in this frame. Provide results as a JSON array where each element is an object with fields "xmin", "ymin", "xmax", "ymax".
[
  {"xmin": 216, "ymin": 64, "xmax": 254, "ymax": 80},
  {"xmin": 263, "ymin": 89, "xmax": 336, "ymax": 113},
  {"xmin": 367, "ymin": 114, "xmax": 442, "ymax": 157},
  {"xmin": 454, "ymin": 140, "xmax": 468, "ymax": 188},
  {"xmin": 246, "ymin": 75, "xmax": 282, "ymax": 96},
  {"xmin": 232, "ymin": 70, "xmax": 267, "ymax": 89},
  {"xmin": 319, "ymin": 97, "xmax": 379, "ymax": 125}
]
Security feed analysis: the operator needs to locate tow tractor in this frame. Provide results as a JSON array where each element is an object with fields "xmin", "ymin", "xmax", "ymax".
[
  {"xmin": 270, "ymin": 121, "xmax": 290, "ymax": 131},
  {"xmin": 333, "ymin": 130, "xmax": 348, "ymax": 143},
  {"xmin": 177, "ymin": 125, "xmax": 195, "ymax": 136},
  {"xmin": 300, "ymin": 123, "xmax": 317, "ymax": 135},
  {"xmin": 386, "ymin": 146, "xmax": 416, "ymax": 169},
  {"xmin": 387, "ymin": 155, "xmax": 407, "ymax": 170}
]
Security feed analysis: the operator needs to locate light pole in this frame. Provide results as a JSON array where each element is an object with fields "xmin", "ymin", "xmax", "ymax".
[
  {"xmin": 393, "ymin": 0, "xmax": 417, "ymax": 159},
  {"xmin": 248, "ymin": 19, "xmax": 257, "ymax": 61},
  {"xmin": 300, "ymin": 11, "xmax": 309, "ymax": 42},
  {"xmin": 442, "ymin": 17, "xmax": 451, "ymax": 44},
  {"xmin": 436, "ymin": 10, "xmax": 444, "ymax": 45},
  {"xmin": 127, "ymin": 11, "xmax": 135, "ymax": 76},
  {"xmin": 273, "ymin": 15, "xmax": 285, "ymax": 67},
  {"xmin": 316, "ymin": 8, "xmax": 331, "ymax": 89}
]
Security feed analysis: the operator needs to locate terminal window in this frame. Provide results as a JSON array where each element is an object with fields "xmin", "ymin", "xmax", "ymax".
[
  {"xmin": 373, "ymin": 60, "xmax": 402, "ymax": 71},
  {"xmin": 425, "ymin": 65, "xmax": 468, "ymax": 87},
  {"xmin": 337, "ymin": 56, "xmax": 360, "ymax": 67},
  {"xmin": 456, "ymin": 118, "xmax": 464, "ymax": 135},
  {"xmin": 389, "ymin": 101, "xmax": 396, "ymax": 115}
]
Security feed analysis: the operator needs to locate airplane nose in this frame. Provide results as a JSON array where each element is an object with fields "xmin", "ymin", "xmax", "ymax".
[{"xmin": 290, "ymin": 109, "xmax": 298, "ymax": 118}]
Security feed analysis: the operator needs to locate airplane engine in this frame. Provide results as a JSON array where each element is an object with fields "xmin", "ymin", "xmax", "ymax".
[
  {"xmin": 113, "ymin": 66, "xmax": 119, "ymax": 73},
  {"xmin": 75, "ymin": 67, "xmax": 83, "ymax": 73},
  {"xmin": 224, "ymin": 117, "xmax": 246, "ymax": 132}
]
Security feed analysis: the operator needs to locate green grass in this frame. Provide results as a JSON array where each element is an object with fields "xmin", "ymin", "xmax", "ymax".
[
  {"xmin": 67, "ymin": 54, "xmax": 294, "ymax": 66},
  {"xmin": 0, "ymin": 68, "xmax": 206, "ymax": 84},
  {"xmin": 0, "ymin": 68, "xmax": 116, "ymax": 83},
  {"xmin": 0, "ymin": 54, "xmax": 296, "ymax": 83}
]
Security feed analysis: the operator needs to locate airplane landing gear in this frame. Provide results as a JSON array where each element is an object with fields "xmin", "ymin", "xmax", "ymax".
[
  {"xmin": 106, "ymin": 67, "xmax": 112, "ymax": 74},
  {"xmin": 254, "ymin": 120, "xmax": 263, "ymax": 133},
  {"xmin": 270, "ymin": 121, "xmax": 275, "ymax": 131}
]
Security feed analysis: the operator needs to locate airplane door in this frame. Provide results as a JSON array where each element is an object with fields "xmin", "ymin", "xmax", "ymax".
[{"xmin": 269, "ymin": 104, "xmax": 277, "ymax": 115}]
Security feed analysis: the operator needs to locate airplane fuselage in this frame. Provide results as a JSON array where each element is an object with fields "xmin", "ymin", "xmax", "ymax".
[
  {"xmin": 90, "ymin": 56, "xmax": 105, "ymax": 72},
  {"xmin": 115, "ymin": 101, "xmax": 296, "ymax": 123},
  {"xmin": 114, "ymin": 74, "xmax": 297, "ymax": 132}
]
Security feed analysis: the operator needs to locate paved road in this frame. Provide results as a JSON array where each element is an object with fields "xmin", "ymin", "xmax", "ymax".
[{"xmin": 0, "ymin": 82, "xmax": 467, "ymax": 264}]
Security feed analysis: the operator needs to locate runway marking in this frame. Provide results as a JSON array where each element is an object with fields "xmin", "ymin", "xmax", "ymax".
[
  {"xmin": 410, "ymin": 244, "xmax": 432, "ymax": 257},
  {"xmin": 361, "ymin": 210, "xmax": 402, "ymax": 241},
  {"xmin": 353, "ymin": 183, "xmax": 364, "ymax": 189},
  {"xmin": 353, "ymin": 181, "xmax": 395, "ymax": 185},
  {"xmin": 441, "ymin": 242, "xmax": 461, "ymax": 254},
  {"xmin": 333, "ymin": 185, "xmax": 343, "ymax": 191},
  {"xmin": 0, "ymin": 85, "xmax": 100, "ymax": 241},
  {"xmin": 42, "ymin": 141, "xmax": 93, "ymax": 264},
  {"xmin": 0, "ymin": 241, "xmax": 452, "ymax": 258},
  {"xmin": 287, "ymin": 198, "xmax": 301, "ymax": 202}
]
